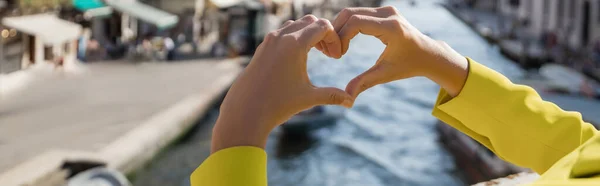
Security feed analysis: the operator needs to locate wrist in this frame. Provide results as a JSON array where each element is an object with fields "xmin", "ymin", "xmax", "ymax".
[
  {"xmin": 420, "ymin": 40, "xmax": 469, "ymax": 97},
  {"xmin": 211, "ymin": 116, "xmax": 272, "ymax": 153},
  {"xmin": 410, "ymin": 35, "xmax": 453, "ymax": 77}
]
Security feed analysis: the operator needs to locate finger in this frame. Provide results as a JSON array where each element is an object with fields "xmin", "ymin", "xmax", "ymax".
[
  {"xmin": 315, "ymin": 41, "xmax": 324, "ymax": 52},
  {"xmin": 281, "ymin": 15, "xmax": 318, "ymax": 33},
  {"xmin": 333, "ymin": 7, "xmax": 395, "ymax": 31},
  {"xmin": 345, "ymin": 64, "xmax": 392, "ymax": 98},
  {"xmin": 322, "ymin": 40, "xmax": 331, "ymax": 57},
  {"xmin": 316, "ymin": 41, "xmax": 332, "ymax": 58},
  {"xmin": 310, "ymin": 87, "xmax": 354, "ymax": 108},
  {"xmin": 337, "ymin": 15, "xmax": 389, "ymax": 55},
  {"xmin": 297, "ymin": 18, "xmax": 342, "ymax": 58},
  {"xmin": 280, "ymin": 20, "xmax": 294, "ymax": 29}
]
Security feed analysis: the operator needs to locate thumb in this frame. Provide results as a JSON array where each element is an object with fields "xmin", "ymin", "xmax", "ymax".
[
  {"xmin": 345, "ymin": 64, "xmax": 390, "ymax": 98},
  {"xmin": 311, "ymin": 87, "xmax": 354, "ymax": 108}
]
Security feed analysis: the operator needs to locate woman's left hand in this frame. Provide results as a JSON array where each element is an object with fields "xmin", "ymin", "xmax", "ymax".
[{"xmin": 212, "ymin": 15, "xmax": 354, "ymax": 153}]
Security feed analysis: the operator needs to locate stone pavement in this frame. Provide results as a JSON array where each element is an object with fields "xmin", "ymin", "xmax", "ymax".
[
  {"xmin": 0, "ymin": 58, "xmax": 245, "ymax": 185},
  {"xmin": 473, "ymin": 172, "xmax": 539, "ymax": 186}
]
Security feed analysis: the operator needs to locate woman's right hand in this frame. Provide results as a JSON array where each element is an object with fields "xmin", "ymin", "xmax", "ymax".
[{"xmin": 325, "ymin": 6, "xmax": 470, "ymax": 98}]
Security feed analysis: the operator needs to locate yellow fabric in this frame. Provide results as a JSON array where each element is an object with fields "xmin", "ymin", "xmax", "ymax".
[
  {"xmin": 432, "ymin": 58, "xmax": 600, "ymax": 185},
  {"xmin": 191, "ymin": 58, "xmax": 600, "ymax": 186},
  {"xmin": 190, "ymin": 146, "xmax": 267, "ymax": 186}
]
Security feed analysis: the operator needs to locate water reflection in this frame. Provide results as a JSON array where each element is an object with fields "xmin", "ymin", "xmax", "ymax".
[{"xmin": 273, "ymin": 131, "xmax": 319, "ymax": 159}]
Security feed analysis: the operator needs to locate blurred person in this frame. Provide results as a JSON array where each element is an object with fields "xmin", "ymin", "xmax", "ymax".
[
  {"xmin": 85, "ymin": 39, "xmax": 106, "ymax": 61},
  {"xmin": 164, "ymin": 36, "xmax": 175, "ymax": 61},
  {"xmin": 139, "ymin": 36, "xmax": 154, "ymax": 60},
  {"xmin": 177, "ymin": 34, "xmax": 186, "ymax": 44},
  {"xmin": 191, "ymin": 7, "xmax": 600, "ymax": 186},
  {"xmin": 53, "ymin": 55, "xmax": 64, "ymax": 70},
  {"xmin": 77, "ymin": 36, "xmax": 87, "ymax": 62},
  {"xmin": 142, "ymin": 38, "xmax": 152, "ymax": 51},
  {"xmin": 542, "ymin": 31, "xmax": 557, "ymax": 49},
  {"xmin": 77, "ymin": 29, "xmax": 91, "ymax": 62}
]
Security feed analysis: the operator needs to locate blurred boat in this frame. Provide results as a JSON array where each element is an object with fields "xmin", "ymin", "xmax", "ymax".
[
  {"xmin": 281, "ymin": 106, "xmax": 342, "ymax": 134},
  {"xmin": 67, "ymin": 167, "xmax": 130, "ymax": 186}
]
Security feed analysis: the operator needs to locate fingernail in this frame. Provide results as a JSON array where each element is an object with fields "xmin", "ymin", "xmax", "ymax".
[
  {"xmin": 331, "ymin": 48, "xmax": 341, "ymax": 58},
  {"xmin": 341, "ymin": 99, "xmax": 353, "ymax": 108},
  {"xmin": 333, "ymin": 52, "xmax": 341, "ymax": 59}
]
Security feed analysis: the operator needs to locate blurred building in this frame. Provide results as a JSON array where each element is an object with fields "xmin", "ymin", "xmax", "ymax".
[
  {"xmin": 0, "ymin": 0, "xmax": 179, "ymax": 70},
  {"xmin": 554, "ymin": 0, "xmax": 600, "ymax": 50},
  {"xmin": 104, "ymin": 0, "xmax": 178, "ymax": 41},
  {"xmin": 0, "ymin": 0, "xmax": 80, "ymax": 73},
  {"xmin": 496, "ymin": 0, "xmax": 600, "ymax": 50},
  {"xmin": 69, "ymin": 0, "xmax": 178, "ymax": 60}
]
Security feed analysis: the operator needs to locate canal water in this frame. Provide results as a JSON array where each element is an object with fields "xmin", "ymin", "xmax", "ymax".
[{"xmin": 132, "ymin": 0, "xmax": 524, "ymax": 185}]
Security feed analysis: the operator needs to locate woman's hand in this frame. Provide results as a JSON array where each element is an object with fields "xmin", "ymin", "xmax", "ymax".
[
  {"xmin": 212, "ymin": 15, "xmax": 354, "ymax": 153},
  {"xmin": 328, "ymin": 6, "xmax": 469, "ymax": 98}
]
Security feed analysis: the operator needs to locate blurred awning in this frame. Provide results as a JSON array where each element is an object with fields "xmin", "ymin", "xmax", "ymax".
[
  {"xmin": 2, "ymin": 14, "xmax": 82, "ymax": 46},
  {"xmin": 106, "ymin": 0, "xmax": 179, "ymax": 29},
  {"xmin": 73, "ymin": 0, "xmax": 113, "ymax": 19},
  {"xmin": 271, "ymin": 0, "xmax": 292, "ymax": 4},
  {"xmin": 83, "ymin": 7, "xmax": 113, "ymax": 19},
  {"xmin": 209, "ymin": 0, "xmax": 263, "ymax": 10},
  {"xmin": 73, "ymin": 0, "xmax": 105, "ymax": 10},
  {"xmin": 210, "ymin": 0, "xmax": 244, "ymax": 8}
]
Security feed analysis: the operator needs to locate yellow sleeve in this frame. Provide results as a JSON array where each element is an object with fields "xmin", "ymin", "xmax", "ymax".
[
  {"xmin": 529, "ymin": 134, "xmax": 600, "ymax": 185},
  {"xmin": 431, "ymin": 58, "xmax": 598, "ymax": 174},
  {"xmin": 190, "ymin": 146, "xmax": 267, "ymax": 186}
]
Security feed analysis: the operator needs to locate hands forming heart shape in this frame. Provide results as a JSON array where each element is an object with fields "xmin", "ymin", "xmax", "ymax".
[{"xmin": 212, "ymin": 6, "xmax": 469, "ymax": 152}]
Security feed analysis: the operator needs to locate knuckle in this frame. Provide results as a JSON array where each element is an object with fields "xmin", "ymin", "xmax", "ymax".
[
  {"xmin": 281, "ymin": 34, "xmax": 297, "ymax": 43},
  {"xmin": 386, "ymin": 19, "xmax": 403, "ymax": 31},
  {"xmin": 302, "ymin": 14, "xmax": 318, "ymax": 23},
  {"xmin": 348, "ymin": 15, "xmax": 362, "ymax": 24},
  {"xmin": 328, "ymin": 93, "xmax": 341, "ymax": 104},
  {"xmin": 316, "ymin": 18, "xmax": 332, "ymax": 29},
  {"xmin": 379, "ymin": 6, "xmax": 399, "ymax": 15},
  {"xmin": 265, "ymin": 31, "xmax": 279, "ymax": 40},
  {"xmin": 339, "ymin": 8, "xmax": 352, "ymax": 18},
  {"xmin": 317, "ymin": 18, "xmax": 331, "ymax": 25},
  {"xmin": 266, "ymin": 31, "xmax": 278, "ymax": 39}
]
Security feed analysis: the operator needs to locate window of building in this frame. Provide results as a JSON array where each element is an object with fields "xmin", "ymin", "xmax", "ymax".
[
  {"xmin": 543, "ymin": 0, "xmax": 551, "ymax": 30},
  {"xmin": 570, "ymin": 0, "xmax": 576, "ymax": 18},
  {"xmin": 557, "ymin": 0, "xmax": 564, "ymax": 27},
  {"xmin": 0, "ymin": 27, "xmax": 24, "ymax": 73},
  {"xmin": 543, "ymin": 0, "xmax": 550, "ymax": 15},
  {"xmin": 509, "ymin": 0, "xmax": 520, "ymax": 7},
  {"xmin": 5, "ymin": 0, "xmax": 17, "ymax": 8},
  {"xmin": 44, "ymin": 46, "xmax": 54, "ymax": 60}
]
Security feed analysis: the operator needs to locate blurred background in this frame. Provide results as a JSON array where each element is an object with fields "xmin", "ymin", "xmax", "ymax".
[{"xmin": 0, "ymin": 0, "xmax": 599, "ymax": 186}]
